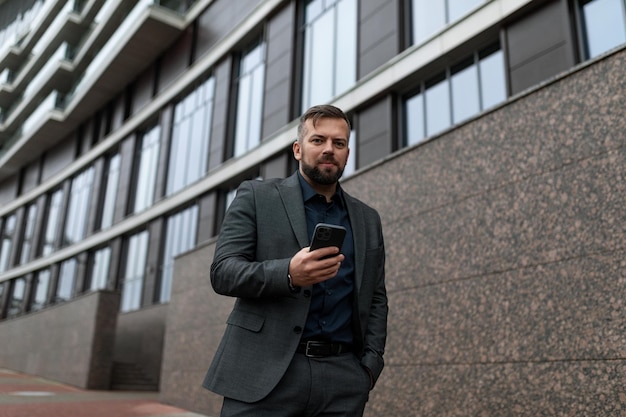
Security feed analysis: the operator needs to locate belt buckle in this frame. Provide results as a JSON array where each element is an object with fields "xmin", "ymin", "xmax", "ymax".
[{"xmin": 304, "ymin": 341, "xmax": 324, "ymax": 358}]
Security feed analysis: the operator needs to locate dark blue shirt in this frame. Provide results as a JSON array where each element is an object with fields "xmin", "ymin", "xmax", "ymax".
[{"xmin": 297, "ymin": 172, "xmax": 355, "ymax": 345}]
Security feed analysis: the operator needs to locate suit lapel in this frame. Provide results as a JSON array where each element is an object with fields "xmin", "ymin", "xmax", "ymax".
[{"xmin": 277, "ymin": 173, "xmax": 309, "ymax": 248}]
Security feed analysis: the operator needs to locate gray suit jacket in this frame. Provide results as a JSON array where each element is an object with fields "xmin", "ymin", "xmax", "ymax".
[{"xmin": 202, "ymin": 173, "xmax": 387, "ymax": 403}]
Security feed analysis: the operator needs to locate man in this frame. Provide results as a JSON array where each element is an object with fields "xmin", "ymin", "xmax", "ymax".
[{"xmin": 203, "ymin": 104, "xmax": 388, "ymax": 416}]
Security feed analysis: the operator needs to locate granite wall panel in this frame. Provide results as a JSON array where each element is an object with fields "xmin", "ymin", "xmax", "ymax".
[{"xmin": 0, "ymin": 290, "xmax": 119, "ymax": 389}]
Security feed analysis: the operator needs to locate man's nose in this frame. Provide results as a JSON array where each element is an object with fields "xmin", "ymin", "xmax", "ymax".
[{"xmin": 322, "ymin": 139, "xmax": 334, "ymax": 153}]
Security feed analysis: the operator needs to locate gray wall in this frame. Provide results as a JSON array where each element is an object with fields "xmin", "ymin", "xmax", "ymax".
[
  {"xmin": 161, "ymin": 47, "xmax": 626, "ymax": 416},
  {"xmin": 0, "ymin": 290, "xmax": 119, "ymax": 389}
]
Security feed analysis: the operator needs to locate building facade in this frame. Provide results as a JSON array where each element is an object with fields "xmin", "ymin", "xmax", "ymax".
[{"xmin": 0, "ymin": 0, "xmax": 625, "ymax": 415}]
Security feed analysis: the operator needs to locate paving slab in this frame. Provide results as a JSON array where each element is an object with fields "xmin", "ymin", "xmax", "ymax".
[{"xmin": 0, "ymin": 369, "xmax": 210, "ymax": 417}]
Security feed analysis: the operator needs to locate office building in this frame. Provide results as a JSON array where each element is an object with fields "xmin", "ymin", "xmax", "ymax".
[{"xmin": 0, "ymin": 0, "xmax": 624, "ymax": 415}]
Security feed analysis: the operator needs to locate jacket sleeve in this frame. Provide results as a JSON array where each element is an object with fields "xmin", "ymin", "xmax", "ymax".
[{"xmin": 210, "ymin": 180, "xmax": 293, "ymax": 299}]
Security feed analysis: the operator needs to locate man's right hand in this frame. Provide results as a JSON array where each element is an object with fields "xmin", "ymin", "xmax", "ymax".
[{"xmin": 287, "ymin": 246, "xmax": 345, "ymax": 287}]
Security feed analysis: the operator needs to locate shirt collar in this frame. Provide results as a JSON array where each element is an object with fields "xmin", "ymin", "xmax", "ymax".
[{"xmin": 296, "ymin": 170, "xmax": 344, "ymax": 206}]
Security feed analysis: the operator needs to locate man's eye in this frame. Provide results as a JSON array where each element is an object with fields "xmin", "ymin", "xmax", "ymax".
[{"xmin": 334, "ymin": 141, "xmax": 347, "ymax": 148}]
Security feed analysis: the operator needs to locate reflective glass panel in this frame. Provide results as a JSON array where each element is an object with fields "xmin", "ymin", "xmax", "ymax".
[
  {"xmin": 425, "ymin": 77, "xmax": 451, "ymax": 136},
  {"xmin": 100, "ymin": 154, "xmax": 120, "ymax": 229},
  {"xmin": 405, "ymin": 92, "xmax": 426, "ymax": 146},
  {"xmin": 134, "ymin": 126, "xmax": 161, "ymax": 213},
  {"xmin": 65, "ymin": 167, "xmax": 95, "ymax": 246},
  {"xmin": 479, "ymin": 49, "xmax": 507, "ymax": 109},
  {"xmin": 234, "ymin": 43, "xmax": 265, "ymax": 157},
  {"xmin": 20, "ymin": 204, "xmax": 38, "ymax": 264},
  {"xmin": 8, "ymin": 278, "xmax": 26, "ymax": 317},
  {"xmin": 582, "ymin": 0, "xmax": 626, "ymax": 58},
  {"xmin": 167, "ymin": 77, "xmax": 214, "ymax": 194},
  {"xmin": 159, "ymin": 205, "xmax": 198, "ymax": 302},
  {"xmin": 121, "ymin": 231, "xmax": 148, "ymax": 312},
  {"xmin": 31, "ymin": 270, "xmax": 50, "ymax": 311},
  {"xmin": 302, "ymin": 0, "xmax": 356, "ymax": 110},
  {"xmin": 57, "ymin": 258, "xmax": 77, "ymax": 302},
  {"xmin": 451, "ymin": 62, "xmax": 479, "ymax": 124},
  {"xmin": 91, "ymin": 247, "xmax": 111, "ymax": 291}
]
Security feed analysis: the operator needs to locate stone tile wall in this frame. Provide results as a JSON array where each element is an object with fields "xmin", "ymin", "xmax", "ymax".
[{"xmin": 0, "ymin": 290, "xmax": 120, "ymax": 389}]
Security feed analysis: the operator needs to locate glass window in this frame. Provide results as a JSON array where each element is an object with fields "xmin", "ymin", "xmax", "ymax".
[
  {"xmin": 7, "ymin": 278, "xmax": 26, "ymax": 317},
  {"xmin": 234, "ymin": 42, "xmax": 266, "ymax": 158},
  {"xmin": 301, "ymin": 0, "xmax": 357, "ymax": 110},
  {"xmin": 121, "ymin": 231, "xmax": 149, "ymax": 312},
  {"xmin": 167, "ymin": 77, "xmax": 215, "ymax": 194},
  {"xmin": 90, "ymin": 247, "xmax": 111, "ymax": 291},
  {"xmin": 405, "ymin": 92, "xmax": 426, "ymax": 147},
  {"xmin": 20, "ymin": 204, "xmax": 38, "ymax": 264},
  {"xmin": 404, "ymin": 44, "xmax": 506, "ymax": 147},
  {"xmin": 133, "ymin": 126, "xmax": 161, "ymax": 213},
  {"xmin": 341, "ymin": 128, "xmax": 357, "ymax": 179},
  {"xmin": 425, "ymin": 74, "xmax": 451, "ymax": 137},
  {"xmin": 159, "ymin": 205, "xmax": 198, "ymax": 302},
  {"xmin": 0, "ymin": 281, "xmax": 5, "ymax": 317},
  {"xmin": 100, "ymin": 153, "xmax": 121, "ymax": 229},
  {"xmin": 64, "ymin": 166, "xmax": 95, "ymax": 246},
  {"xmin": 411, "ymin": 0, "xmax": 484, "ymax": 44},
  {"xmin": 580, "ymin": 0, "xmax": 626, "ymax": 58},
  {"xmin": 451, "ymin": 60, "xmax": 480, "ymax": 124},
  {"xmin": 56, "ymin": 258, "xmax": 77, "ymax": 303},
  {"xmin": 42, "ymin": 189, "xmax": 64, "ymax": 256},
  {"xmin": 31, "ymin": 269, "xmax": 50, "ymax": 311},
  {"xmin": 0, "ymin": 214, "xmax": 16, "ymax": 272},
  {"xmin": 479, "ymin": 48, "xmax": 507, "ymax": 109}
]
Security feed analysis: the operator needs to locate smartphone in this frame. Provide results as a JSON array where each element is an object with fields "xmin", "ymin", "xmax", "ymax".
[{"xmin": 309, "ymin": 223, "xmax": 346, "ymax": 252}]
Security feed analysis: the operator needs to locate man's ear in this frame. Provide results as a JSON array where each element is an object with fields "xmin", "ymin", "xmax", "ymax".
[{"xmin": 293, "ymin": 140, "xmax": 302, "ymax": 161}]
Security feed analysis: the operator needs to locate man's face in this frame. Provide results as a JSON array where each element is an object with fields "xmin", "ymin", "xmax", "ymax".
[{"xmin": 293, "ymin": 117, "xmax": 350, "ymax": 186}]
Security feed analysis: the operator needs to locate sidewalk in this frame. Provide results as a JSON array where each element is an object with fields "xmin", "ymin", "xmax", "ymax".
[{"xmin": 0, "ymin": 368, "xmax": 210, "ymax": 417}]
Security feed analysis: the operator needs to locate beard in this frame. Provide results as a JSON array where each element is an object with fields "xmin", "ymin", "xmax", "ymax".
[{"xmin": 301, "ymin": 157, "xmax": 344, "ymax": 185}]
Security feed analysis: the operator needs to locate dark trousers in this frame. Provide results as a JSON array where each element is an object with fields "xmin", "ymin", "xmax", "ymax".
[{"xmin": 220, "ymin": 352, "xmax": 371, "ymax": 417}]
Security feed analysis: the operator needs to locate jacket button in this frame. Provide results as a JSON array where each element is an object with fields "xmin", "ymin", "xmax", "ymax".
[
  {"xmin": 293, "ymin": 326, "xmax": 302, "ymax": 334},
  {"xmin": 303, "ymin": 290, "xmax": 311, "ymax": 297}
]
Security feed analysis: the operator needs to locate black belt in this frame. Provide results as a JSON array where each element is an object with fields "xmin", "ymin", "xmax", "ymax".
[{"xmin": 296, "ymin": 341, "xmax": 352, "ymax": 358}]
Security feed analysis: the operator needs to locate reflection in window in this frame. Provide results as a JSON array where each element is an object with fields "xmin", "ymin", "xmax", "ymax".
[
  {"xmin": 411, "ymin": 0, "xmax": 484, "ymax": 44},
  {"xmin": 65, "ymin": 167, "xmax": 95, "ymax": 246},
  {"xmin": 90, "ymin": 247, "xmax": 111, "ymax": 291},
  {"xmin": 31, "ymin": 270, "xmax": 50, "ymax": 311},
  {"xmin": 580, "ymin": 0, "xmax": 626, "ymax": 58},
  {"xmin": 133, "ymin": 126, "xmax": 161, "ymax": 213},
  {"xmin": 8, "ymin": 278, "xmax": 26, "ymax": 317},
  {"xmin": 121, "ymin": 231, "xmax": 149, "ymax": 312},
  {"xmin": 0, "ymin": 282, "xmax": 4, "ymax": 317},
  {"xmin": 405, "ymin": 45, "xmax": 506, "ymax": 147},
  {"xmin": 341, "ymin": 129, "xmax": 357, "ymax": 179},
  {"xmin": 0, "ymin": 214, "xmax": 16, "ymax": 272},
  {"xmin": 168, "ymin": 77, "xmax": 215, "ymax": 194},
  {"xmin": 451, "ymin": 59, "xmax": 480, "ymax": 124},
  {"xmin": 20, "ymin": 204, "xmax": 38, "ymax": 264},
  {"xmin": 479, "ymin": 47, "xmax": 507, "ymax": 109},
  {"xmin": 56, "ymin": 258, "xmax": 77, "ymax": 302},
  {"xmin": 234, "ymin": 42, "xmax": 266, "ymax": 158},
  {"xmin": 425, "ymin": 75, "xmax": 451, "ymax": 137},
  {"xmin": 159, "ymin": 205, "xmax": 198, "ymax": 302},
  {"xmin": 100, "ymin": 153, "xmax": 121, "ymax": 229},
  {"xmin": 42, "ymin": 189, "xmax": 64, "ymax": 256},
  {"xmin": 301, "ymin": 0, "xmax": 356, "ymax": 110}
]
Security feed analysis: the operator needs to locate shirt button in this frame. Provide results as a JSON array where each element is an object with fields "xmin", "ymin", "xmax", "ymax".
[
  {"xmin": 303, "ymin": 290, "xmax": 311, "ymax": 297},
  {"xmin": 293, "ymin": 326, "xmax": 302, "ymax": 334}
]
